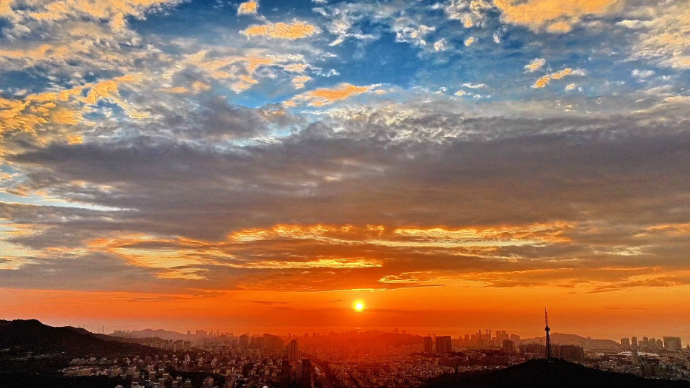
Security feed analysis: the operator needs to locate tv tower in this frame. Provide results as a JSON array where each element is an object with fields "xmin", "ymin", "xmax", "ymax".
[{"xmin": 545, "ymin": 307, "xmax": 552, "ymax": 359}]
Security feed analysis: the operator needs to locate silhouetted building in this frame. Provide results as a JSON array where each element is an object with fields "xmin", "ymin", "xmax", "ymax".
[
  {"xmin": 288, "ymin": 339, "xmax": 300, "ymax": 362},
  {"xmin": 424, "ymin": 336, "xmax": 433, "ymax": 354},
  {"xmin": 502, "ymin": 339, "xmax": 515, "ymax": 353},
  {"xmin": 520, "ymin": 343, "xmax": 583, "ymax": 362},
  {"xmin": 251, "ymin": 335, "xmax": 264, "ymax": 349},
  {"xmin": 631, "ymin": 336, "xmax": 638, "ymax": 349},
  {"xmin": 263, "ymin": 333, "xmax": 284, "ymax": 351},
  {"xmin": 436, "ymin": 336, "xmax": 452, "ymax": 356},
  {"xmin": 301, "ymin": 359, "xmax": 312, "ymax": 388},
  {"xmin": 621, "ymin": 337, "xmax": 630, "ymax": 349},
  {"xmin": 520, "ymin": 343, "xmax": 545, "ymax": 359},
  {"xmin": 553, "ymin": 345, "xmax": 584, "ymax": 362},
  {"xmin": 281, "ymin": 360, "xmax": 291, "ymax": 385},
  {"xmin": 239, "ymin": 334, "xmax": 249, "ymax": 348},
  {"xmin": 664, "ymin": 337, "xmax": 682, "ymax": 351}
]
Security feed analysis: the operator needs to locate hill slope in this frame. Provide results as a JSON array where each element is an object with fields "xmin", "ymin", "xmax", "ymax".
[
  {"xmin": 0, "ymin": 319, "xmax": 158, "ymax": 358},
  {"xmin": 424, "ymin": 359, "xmax": 690, "ymax": 388}
]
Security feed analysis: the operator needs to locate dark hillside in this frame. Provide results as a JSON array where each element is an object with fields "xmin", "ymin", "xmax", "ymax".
[{"xmin": 424, "ymin": 359, "xmax": 690, "ymax": 388}]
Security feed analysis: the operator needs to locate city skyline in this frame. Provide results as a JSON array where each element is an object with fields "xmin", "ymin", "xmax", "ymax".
[
  {"xmin": 18, "ymin": 319, "xmax": 690, "ymax": 349},
  {"xmin": 2, "ymin": 0, "xmax": 690, "ymax": 343}
]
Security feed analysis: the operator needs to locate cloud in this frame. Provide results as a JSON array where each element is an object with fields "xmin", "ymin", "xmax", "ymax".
[
  {"xmin": 0, "ymin": 75, "xmax": 141, "ymax": 148},
  {"xmin": 628, "ymin": 3, "xmax": 690, "ymax": 69},
  {"xmin": 525, "ymin": 58, "xmax": 546, "ymax": 73},
  {"xmin": 394, "ymin": 22, "xmax": 435, "ymax": 47},
  {"xmin": 292, "ymin": 76, "xmax": 312, "ymax": 89},
  {"xmin": 434, "ymin": 39, "xmax": 448, "ymax": 52},
  {"xmin": 532, "ymin": 68, "xmax": 585, "ymax": 88},
  {"xmin": 242, "ymin": 21, "xmax": 320, "ymax": 40},
  {"xmin": 237, "ymin": 0, "xmax": 258, "ymax": 15},
  {"xmin": 2, "ymin": 98, "xmax": 690, "ymax": 293},
  {"xmin": 286, "ymin": 83, "xmax": 378, "ymax": 106},
  {"xmin": 0, "ymin": 0, "xmax": 12, "ymax": 16},
  {"xmin": 442, "ymin": 0, "xmax": 493, "ymax": 28},
  {"xmin": 493, "ymin": 0, "xmax": 620, "ymax": 33},
  {"xmin": 250, "ymin": 300, "xmax": 289, "ymax": 305},
  {"xmin": 631, "ymin": 69, "xmax": 655, "ymax": 79}
]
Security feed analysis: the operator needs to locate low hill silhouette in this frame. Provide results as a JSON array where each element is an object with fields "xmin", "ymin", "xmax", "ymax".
[
  {"xmin": 424, "ymin": 359, "xmax": 690, "ymax": 388},
  {"xmin": 0, "ymin": 319, "xmax": 158, "ymax": 358}
]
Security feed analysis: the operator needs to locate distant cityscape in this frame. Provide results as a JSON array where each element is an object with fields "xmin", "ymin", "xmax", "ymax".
[{"xmin": 55, "ymin": 323, "xmax": 690, "ymax": 388}]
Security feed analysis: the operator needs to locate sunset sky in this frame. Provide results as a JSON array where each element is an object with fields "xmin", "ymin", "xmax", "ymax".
[{"xmin": 1, "ymin": 0, "xmax": 690, "ymax": 341}]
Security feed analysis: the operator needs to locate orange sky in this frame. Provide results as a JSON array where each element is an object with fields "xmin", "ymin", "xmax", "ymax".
[{"xmin": 3, "ymin": 282, "xmax": 689, "ymax": 343}]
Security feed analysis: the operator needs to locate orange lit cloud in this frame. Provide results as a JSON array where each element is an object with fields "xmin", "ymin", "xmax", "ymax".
[
  {"xmin": 493, "ymin": 0, "xmax": 620, "ymax": 33},
  {"xmin": 643, "ymin": 223, "xmax": 690, "ymax": 236},
  {"xmin": 0, "ymin": 0, "xmax": 12, "ymax": 16},
  {"xmin": 282, "ymin": 63, "xmax": 310, "ymax": 73},
  {"xmin": 532, "ymin": 68, "xmax": 585, "ymax": 88},
  {"xmin": 629, "ymin": 4, "xmax": 690, "ymax": 69},
  {"xmin": 179, "ymin": 51, "xmax": 310, "ymax": 93},
  {"xmin": 525, "ymin": 58, "xmax": 546, "ymax": 73},
  {"xmin": 291, "ymin": 76, "xmax": 312, "ymax": 89},
  {"xmin": 286, "ymin": 83, "xmax": 378, "ymax": 107},
  {"xmin": 0, "ymin": 75, "xmax": 140, "ymax": 148},
  {"xmin": 237, "ymin": 0, "xmax": 258, "ymax": 15},
  {"xmin": 25, "ymin": 0, "xmax": 181, "ymax": 31},
  {"xmin": 242, "ymin": 21, "xmax": 319, "ymax": 40}
]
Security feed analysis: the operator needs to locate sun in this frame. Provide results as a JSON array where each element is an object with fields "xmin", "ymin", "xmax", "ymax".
[{"xmin": 354, "ymin": 302, "xmax": 364, "ymax": 312}]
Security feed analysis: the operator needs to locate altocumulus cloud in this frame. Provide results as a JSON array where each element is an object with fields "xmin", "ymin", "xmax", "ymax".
[{"xmin": 2, "ymin": 98, "xmax": 690, "ymax": 293}]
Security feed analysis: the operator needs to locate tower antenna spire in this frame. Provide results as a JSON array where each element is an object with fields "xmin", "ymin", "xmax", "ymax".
[{"xmin": 545, "ymin": 307, "xmax": 552, "ymax": 359}]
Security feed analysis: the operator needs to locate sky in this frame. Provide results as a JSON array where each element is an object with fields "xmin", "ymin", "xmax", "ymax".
[{"xmin": 1, "ymin": 0, "xmax": 690, "ymax": 341}]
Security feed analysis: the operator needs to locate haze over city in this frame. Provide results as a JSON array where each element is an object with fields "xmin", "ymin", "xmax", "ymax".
[{"xmin": 1, "ymin": 0, "xmax": 690, "ymax": 347}]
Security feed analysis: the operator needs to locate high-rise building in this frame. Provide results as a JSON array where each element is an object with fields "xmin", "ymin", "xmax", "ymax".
[
  {"xmin": 288, "ymin": 339, "xmax": 300, "ymax": 362},
  {"xmin": 502, "ymin": 340, "xmax": 515, "ymax": 353},
  {"xmin": 263, "ymin": 333, "xmax": 284, "ymax": 351},
  {"xmin": 239, "ymin": 334, "xmax": 249, "ymax": 348},
  {"xmin": 424, "ymin": 336, "xmax": 433, "ymax": 354},
  {"xmin": 301, "ymin": 359, "xmax": 313, "ymax": 388},
  {"xmin": 519, "ymin": 343, "xmax": 545, "ymax": 360},
  {"xmin": 650, "ymin": 338, "xmax": 658, "ymax": 349},
  {"xmin": 621, "ymin": 337, "xmax": 630, "ymax": 349},
  {"xmin": 436, "ymin": 336, "xmax": 452, "ymax": 356},
  {"xmin": 663, "ymin": 337, "xmax": 682, "ymax": 351},
  {"xmin": 552, "ymin": 345, "xmax": 584, "ymax": 363},
  {"xmin": 281, "ymin": 360, "xmax": 291, "ymax": 385},
  {"xmin": 631, "ymin": 336, "xmax": 638, "ymax": 348}
]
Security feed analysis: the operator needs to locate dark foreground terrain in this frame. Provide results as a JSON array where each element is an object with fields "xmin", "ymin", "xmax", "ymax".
[
  {"xmin": 425, "ymin": 358, "xmax": 690, "ymax": 388},
  {"xmin": 3, "ymin": 320, "xmax": 690, "ymax": 388},
  {"xmin": 0, "ymin": 319, "xmax": 158, "ymax": 358}
]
